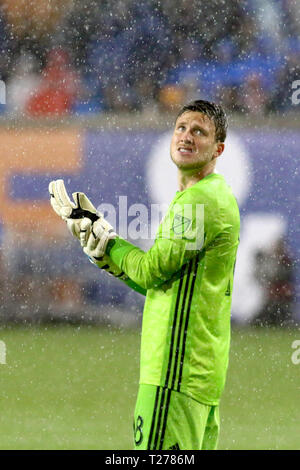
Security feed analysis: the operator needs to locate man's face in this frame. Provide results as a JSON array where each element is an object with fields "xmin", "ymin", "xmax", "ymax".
[{"xmin": 170, "ymin": 111, "xmax": 223, "ymax": 171}]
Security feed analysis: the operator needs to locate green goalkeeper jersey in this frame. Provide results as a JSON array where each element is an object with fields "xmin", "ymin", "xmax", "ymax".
[{"xmin": 108, "ymin": 173, "xmax": 240, "ymax": 405}]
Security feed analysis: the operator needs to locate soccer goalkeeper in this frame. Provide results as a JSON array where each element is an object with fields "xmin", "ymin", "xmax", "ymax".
[{"xmin": 49, "ymin": 99, "xmax": 240, "ymax": 450}]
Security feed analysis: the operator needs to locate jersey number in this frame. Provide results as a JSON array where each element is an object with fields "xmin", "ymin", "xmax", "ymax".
[{"xmin": 134, "ymin": 415, "xmax": 144, "ymax": 446}]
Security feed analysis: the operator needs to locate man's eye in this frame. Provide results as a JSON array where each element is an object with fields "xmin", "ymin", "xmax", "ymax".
[
  {"xmin": 194, "ymin": 129, "xmax": 203, "ymax": 135},
  {"xmin": 177, "ymin": 126, "xmax": 185, "ymax": 131}
]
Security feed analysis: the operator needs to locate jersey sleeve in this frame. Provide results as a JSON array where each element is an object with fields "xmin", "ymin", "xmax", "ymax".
[
  {"xmin": 86, "ymin": 251, "xmax": 147, "ymax": 296},
  {"xmin": 108, "ymin": 187, "xmax": 219, "ymax": 290}
]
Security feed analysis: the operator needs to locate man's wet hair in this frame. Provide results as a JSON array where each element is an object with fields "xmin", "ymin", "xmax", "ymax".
[{"xmin": 176, "ymin": 99, "xmax": 228, "ymax": 143}]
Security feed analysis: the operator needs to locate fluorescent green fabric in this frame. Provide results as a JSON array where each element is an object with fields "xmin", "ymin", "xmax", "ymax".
[
  {"xmin": 134, "ymin": 384, "xmax": 220, "ymax": 450},
  {"xmin": 110, "ymin": 173, "xmax": 240, "ymax": 405}
]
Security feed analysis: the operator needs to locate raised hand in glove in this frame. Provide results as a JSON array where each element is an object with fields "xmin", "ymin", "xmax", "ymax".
[
  {"xmin": 80, "ymin": 216, "xmax": 117, "ymax": 260},
  {"xmin": 49, "ymin": 179, "xmax": 99, "ymax": 242},
  {"xmin": 49, "ymin": 179, "xmax": 120, "ymax": 276}
]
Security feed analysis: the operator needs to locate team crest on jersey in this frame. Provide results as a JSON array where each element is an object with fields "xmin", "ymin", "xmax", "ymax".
[
  {"xmin": 168, "ymin": 443, "xmax": 180, "ymax": 450},
  {"xmin": 172, "ymin": 214, "xmax": 192, "ymax": 235}
]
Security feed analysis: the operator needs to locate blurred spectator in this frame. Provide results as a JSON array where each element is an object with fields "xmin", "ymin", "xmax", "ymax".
[
  {"xmin": 158, "ymin": 74, "xmax": 203, "ymax": 112},
  {"xmin": 252, "ymin": 238, "xmax": 295, "ymax": 326},
  {"xmin": 280, "ymin": 0, "xmax": 300, "ymax": 38},
  {"xmin": 6, "ymin": 50, "xmax": 41, "ymax": 115},
  {"xmin": 217, "ymin": 85, "xmax": 245, "ymax": 113},
  {"xmin": 0, "ymin": 6, "xmax": 13, "ymax": 82},
  {"xmin": 26, "ymin": 47, "xmax": 80, "ymax": 116},
  {"xmin": 250, "ymin": 0, "xmax": 282, "ymax": 48},
  {"xmin": 240, "ymin": 73, "xmax": 268, "ymax": 115},
  {"xmin": 158, "ymin": 84, "xmax": 185, "ymax": 112}
]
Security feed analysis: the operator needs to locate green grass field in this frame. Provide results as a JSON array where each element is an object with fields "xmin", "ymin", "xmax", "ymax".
[{"xmin": 0, "ymin": 323, "xmax": 299, "ymax": 450}]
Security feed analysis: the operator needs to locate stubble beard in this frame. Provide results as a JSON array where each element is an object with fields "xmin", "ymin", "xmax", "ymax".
[{"xmin": 170, "ymin": 150, "xmax": 211, "ymax": 173}]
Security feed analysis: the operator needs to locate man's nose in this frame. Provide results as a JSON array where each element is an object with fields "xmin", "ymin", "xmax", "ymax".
[{"xmin": 181, "ymin": 130, "xmax": 193, "ymax": 143}]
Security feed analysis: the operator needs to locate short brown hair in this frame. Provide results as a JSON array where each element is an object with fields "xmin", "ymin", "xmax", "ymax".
[{"xmin": 176, "ymin": 99, "xmax": 228, "ymax": 142}]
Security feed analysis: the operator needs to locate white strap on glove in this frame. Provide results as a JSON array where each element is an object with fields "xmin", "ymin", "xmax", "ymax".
[{"xmin": 86, "ymin": 252, "xmax": 128, "ymax": 280}]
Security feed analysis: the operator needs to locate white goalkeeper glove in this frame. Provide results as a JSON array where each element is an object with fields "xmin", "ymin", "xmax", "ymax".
[
  {"xmin": 49, "ymin": 179, "xmax": 100, "ymax": 244},
  {"xmin": 49, "ymin": 178, "xmax": 117, "ymax": 260},
  {"xmin": 49, "ymin": 180, "xmax": 145, "ymax": 293},
  {"xmin": 81, "ymin": 216, "xmax": 117, "ymax": 260}
]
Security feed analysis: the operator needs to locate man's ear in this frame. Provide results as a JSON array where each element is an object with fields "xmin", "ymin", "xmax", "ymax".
[{"xmin": 214, "ymin": 142, "xmax": 225, "ymax": 159}]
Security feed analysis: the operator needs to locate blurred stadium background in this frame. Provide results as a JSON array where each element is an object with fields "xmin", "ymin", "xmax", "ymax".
[{"xmin": 0, "ymin": 0, "xmax": 299, "ymax": 450}]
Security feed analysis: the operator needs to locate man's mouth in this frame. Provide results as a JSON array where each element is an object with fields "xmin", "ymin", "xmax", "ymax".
[{"xmin": 178, "ymin": 147, "xmax": 193, "ymax": 155}]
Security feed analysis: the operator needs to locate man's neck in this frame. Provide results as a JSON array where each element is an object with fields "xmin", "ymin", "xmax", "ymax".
[{"xmin": 177, "ymin": 161, "xmax": 216, "ymax": 191}]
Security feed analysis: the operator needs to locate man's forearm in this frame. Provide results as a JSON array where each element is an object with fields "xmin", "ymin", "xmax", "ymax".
[
  {"xmin": 88, "ymin": 250, "xmax": 147, "ymax": 296},
  {"xmin": 121, "ymin": 277, "xmax": 147, "ymax": 296},
  {"xmin": 107, "ymin": 236, "xmax": 195, "ymax": 290}
]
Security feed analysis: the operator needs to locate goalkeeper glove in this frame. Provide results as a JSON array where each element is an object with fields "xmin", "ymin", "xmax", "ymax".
[
  {"xmin": 49, "ymin": 179, "xmax": 99, "ymax": 244},
  {"xmin": 81, "ymin": 216, "xmax": 117, "ymax": 260},
  {"xmin": 49, "ymin": 178, "xmax": 117, "ymax": 264},
  {"xmin": 49, "ymin": 179, "xmax": 145, "ymax": 295}
]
